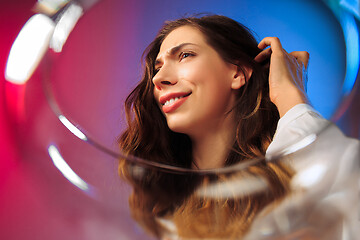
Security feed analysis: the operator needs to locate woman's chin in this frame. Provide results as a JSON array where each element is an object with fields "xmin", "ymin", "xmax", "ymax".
[
  {"xmin": 167, "ymin": 124, "xmax": 189, "ymax": 135},
  {"xmin": 166, "ymin": 120, "xmax": 192, "ymax": 135},
  {"xmin": 165, "ymin": 115, "xmax": 187, "ymax": 131}
]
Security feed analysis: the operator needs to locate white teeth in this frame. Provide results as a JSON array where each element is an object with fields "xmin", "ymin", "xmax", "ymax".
[{"xmin": 164, "ymin": 97, "xmax": 182, "ymax": 106}]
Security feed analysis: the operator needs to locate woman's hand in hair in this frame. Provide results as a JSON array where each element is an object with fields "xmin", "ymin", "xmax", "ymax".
[{"xmin": 254, "ymin": 37, "xmax": 309, "ymax": 118}]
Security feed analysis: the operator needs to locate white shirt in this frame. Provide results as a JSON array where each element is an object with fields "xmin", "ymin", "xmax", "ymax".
[{"xmin": 246, "ymin": 104, "xmax": 360, "ymax": 240}]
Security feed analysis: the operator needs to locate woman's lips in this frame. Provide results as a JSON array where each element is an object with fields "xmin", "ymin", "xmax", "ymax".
[
  {"xmin": 159, "ymin": 92, "xmax": 191, "ymax": 113},
  {"xmin": 162, "ymin": 95, "xmax": 190, "ymax": 113}
]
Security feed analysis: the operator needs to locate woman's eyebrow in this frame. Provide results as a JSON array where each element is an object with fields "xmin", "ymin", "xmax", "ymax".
[{"xmin": 155, "ymin": 43, "xmax": 198, "ymax": 65}]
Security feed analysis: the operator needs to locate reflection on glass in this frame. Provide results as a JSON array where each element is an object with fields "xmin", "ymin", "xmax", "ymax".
[
  {"xmin": 58, "ymin": 115, "xmax": 88, "ymax": 141},
  {"xmin": 5, "ymin": 14, "xmax": 55, "ymax": 84},
  {"xmin": 48, "ymin": 144, "xmax": 92, "ymax": 193},
  {"xmin": 325, "ymin": 0, "xmax": 359, "ymax": 95},
  {"xmin": 36, "ymin": 0, "xmax": 71, "ymax": 15},
  {"xmin": 50, "ymin": 2, "xmax": 83, "ymax": 52},
  {"xmin": 338, "ymin": 9, "xmax": 359, "ymax": 95}
]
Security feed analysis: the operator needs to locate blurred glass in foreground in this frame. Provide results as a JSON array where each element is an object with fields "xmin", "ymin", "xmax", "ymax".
[
  {"xmin": 117, "ymin": 123, "xmax": 359, "ymax": 239},
  {"xmin": 2, "ymin": 0, "xmax": 360, "ymax": 239}
]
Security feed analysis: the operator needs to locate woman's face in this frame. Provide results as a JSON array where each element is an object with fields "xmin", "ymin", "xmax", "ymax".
[{"xmin": 152, "ymin": 26, "xmax": 244, "ymax": 137}]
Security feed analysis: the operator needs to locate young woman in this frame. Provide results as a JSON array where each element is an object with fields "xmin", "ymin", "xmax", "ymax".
[{"xmin": 118, "ymin": 15, "xmax": 359, "ymax": 239}]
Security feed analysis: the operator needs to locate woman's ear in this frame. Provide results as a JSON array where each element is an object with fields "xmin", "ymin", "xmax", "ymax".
[{"xmin": 231, "ymin": 65, "xmax": 253, "ymax": 90}]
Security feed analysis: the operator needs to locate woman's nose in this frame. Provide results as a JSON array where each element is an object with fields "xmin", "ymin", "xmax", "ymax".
[{"xmin": 152, "ymin": 64, "xmax": 177, "ymax": 90}]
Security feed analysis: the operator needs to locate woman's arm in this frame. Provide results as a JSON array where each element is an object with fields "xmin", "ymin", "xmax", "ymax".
[
  {"xmin": 254, "ymin": 36, "xmax": 359, "ymax": 159},
  {"xmin": 254, "ymin": 37, "xmax": 360, "ymax": 238}
]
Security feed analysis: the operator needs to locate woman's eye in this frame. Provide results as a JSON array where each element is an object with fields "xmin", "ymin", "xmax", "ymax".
[{"xmin": 179, "ymin": 52, "xmax": 193, "ymax": 61}]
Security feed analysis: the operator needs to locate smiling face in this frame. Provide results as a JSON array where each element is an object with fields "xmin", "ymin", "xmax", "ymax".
[{"xmin": 152, "ymin": 26, "xmax": 245, "ymax": 138}]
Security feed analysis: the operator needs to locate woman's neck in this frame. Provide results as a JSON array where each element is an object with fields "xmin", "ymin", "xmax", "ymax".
[{"xmin": 190, "ymin": 114, "xmax": 236, "ymax": 169}]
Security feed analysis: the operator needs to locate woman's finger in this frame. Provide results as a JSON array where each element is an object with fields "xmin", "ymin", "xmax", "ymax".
[
  {"xmin": 257, "ymin": 37, "xmax": 283, "ymax": 53},
  {"xmin": 290, "ymin": 51, "xmax": 310, "ymax": 68}
]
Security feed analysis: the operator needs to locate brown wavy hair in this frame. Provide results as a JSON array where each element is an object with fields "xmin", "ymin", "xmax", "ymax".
[{"xmin": 118, "ymin": 15, "xmax": 293, "ymax": 239}]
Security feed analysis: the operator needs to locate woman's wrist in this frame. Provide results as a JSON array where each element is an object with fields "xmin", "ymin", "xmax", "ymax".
[{"xmin": 272, "ymin": 88, "xmax": 307, "ymax": 118}]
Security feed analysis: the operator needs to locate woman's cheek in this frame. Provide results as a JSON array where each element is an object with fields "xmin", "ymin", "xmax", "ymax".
[{"xmin": 178, "ymin": 66, "xmax": 195, "ymax": 82}]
